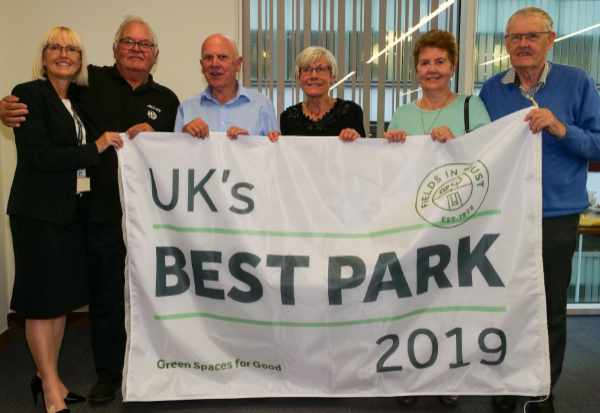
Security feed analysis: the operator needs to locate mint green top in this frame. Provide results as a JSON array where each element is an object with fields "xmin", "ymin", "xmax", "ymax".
[{"xmin": 387, "ymin": 95, "xmax": 491, "ymax": 136}]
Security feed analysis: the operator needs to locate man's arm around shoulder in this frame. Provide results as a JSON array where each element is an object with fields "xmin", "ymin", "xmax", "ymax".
[{"xmin": 0, "ymin": 95, "xmax": 29, "ymax": 128}]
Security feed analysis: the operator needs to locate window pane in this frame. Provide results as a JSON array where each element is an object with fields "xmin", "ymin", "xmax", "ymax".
[
  {"xmin": 474, "ymin": 0, "xmax": 600, "ymax": 94},
  {"xmin": 244, "ymin": 0, "xmax": 460, "ymax": 133}
]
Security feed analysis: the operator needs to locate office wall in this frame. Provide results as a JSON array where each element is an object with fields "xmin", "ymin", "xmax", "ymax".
[{"xmin": 0, "ymin": 0, "xmax": 242, "ymax": 334}]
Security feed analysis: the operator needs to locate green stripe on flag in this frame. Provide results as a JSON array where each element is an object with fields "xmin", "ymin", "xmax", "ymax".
[
  {"xmin": 153, "ymin": 209, "xmax": 501, "ymax": 239},
  {"xmin": 154, "ymin": 305, "xmax": 506, "ymax": 327}
]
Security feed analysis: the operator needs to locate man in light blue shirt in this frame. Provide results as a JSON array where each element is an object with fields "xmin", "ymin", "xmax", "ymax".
[{"xmin": 175, "ymin": 33, "xmax": 278, "ymax": 138}]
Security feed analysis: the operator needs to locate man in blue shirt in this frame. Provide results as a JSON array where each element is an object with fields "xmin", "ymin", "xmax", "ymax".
[
  {"xmin": 175, "ymin": 33, "xmax": 278, "ymax": 138},
  {"xmin": 480, "ymin": 7, "xmax": 600, "ymax": 413}
]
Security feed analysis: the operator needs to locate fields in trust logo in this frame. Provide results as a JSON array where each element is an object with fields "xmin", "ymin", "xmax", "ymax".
[{"xmin": 415, "ymin": 161, "xmax": 489, "ymax": 228}]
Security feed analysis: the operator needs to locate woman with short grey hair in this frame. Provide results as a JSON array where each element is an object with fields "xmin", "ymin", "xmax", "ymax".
[{"xmin": 270, "ymin": 46, "xmax": 366, "ymax": 141}]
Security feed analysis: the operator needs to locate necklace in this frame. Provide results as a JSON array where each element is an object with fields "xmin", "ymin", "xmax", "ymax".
[
  {"xmin": 302, "ymin": 98, "xmax": 335, "ymax": 122},
  {"xmin": 418, "ymin": 93, "xmax": 453, "ymax": 134}
]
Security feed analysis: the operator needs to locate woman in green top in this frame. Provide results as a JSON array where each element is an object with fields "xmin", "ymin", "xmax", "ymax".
[
  {"xmin": 387, "ymin": 30, "xmax": 489, "ymax": 409},
  {"xmin": 384, "ymin": 30, "xmax": 490, "ymax": 143}
]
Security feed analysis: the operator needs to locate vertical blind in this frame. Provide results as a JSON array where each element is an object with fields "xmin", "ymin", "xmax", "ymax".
[
  {"xmin": 242, "ymin": 0, "xmax": 459, "ymax": 137},
  {"xmin": 243, "ymin": 1, "xmax": 600, "ymax": 135}
]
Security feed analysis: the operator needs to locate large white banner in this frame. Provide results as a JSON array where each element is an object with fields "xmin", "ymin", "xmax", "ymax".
[{"xmin": 118, "ymin": 109, "xmax": 549, "ymax": 401}]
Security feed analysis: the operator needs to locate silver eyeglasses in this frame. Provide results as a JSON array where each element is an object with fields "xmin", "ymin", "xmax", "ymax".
[
  {"xmin": 45, "ymin": 43, "xmax": 81, "ymax": 55},
  {"xmin": 504, "ymin": 31, "xmax": 551, "ymax": 44},
  {"xmin": 300, "ymin": 65, "xmax": 331, "ymax": 75},
  {"xmin": 118, "ymin": 38, "xmax": 155, "ymax": 50}
]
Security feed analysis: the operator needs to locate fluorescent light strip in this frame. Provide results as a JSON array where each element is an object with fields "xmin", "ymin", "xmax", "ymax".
[
  {"xmin": 329, "ymin": 71, "xmax": 356, "ymax": 91},
  {"xmin": 556, "ymin": 22, "xmax": 600, "ymax": 41},
  {"xmin": 479, "ymin": 22, "xmax": 600, "ymax": 66},
  {"xmin": 478, "ymin": 55, "xmax": 508, "ymax": 67},
  {"xmin": 398, "ymin": 87, "xmax": 421, "ymax": 97},
  {"xmin": 330, "ymin": 0, "xmax": 455, "ymax": 87},
  {"xmin": 366, "ymin": 0, "xmax": 455, "ymax": 64}
]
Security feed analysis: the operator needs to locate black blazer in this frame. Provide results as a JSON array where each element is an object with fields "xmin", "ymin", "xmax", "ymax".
[
  {"xmin": 7, "ymin": 79, "xmax": 100, "ymax": 224},
  {"xmin": 77, "ymin": 86, "xmax": 122, "ymax": 223}
]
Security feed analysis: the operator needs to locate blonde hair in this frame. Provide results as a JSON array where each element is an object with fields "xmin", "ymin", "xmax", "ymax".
[
  {"xmin": 295, "ymin": 46, "xmax": 338, "ymax": 79},
  {"xmin": 33, "ymin": 26, "xmax": 88, "ymax": 86},
  {"xmin": 506, "ymin": 7, "xmax": 554, "ymax": 32}
]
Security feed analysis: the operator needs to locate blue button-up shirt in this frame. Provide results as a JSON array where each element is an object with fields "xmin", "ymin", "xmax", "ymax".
[{"xmin": 174, "ymin": 84, "xmax": 278, "ymax": 135}]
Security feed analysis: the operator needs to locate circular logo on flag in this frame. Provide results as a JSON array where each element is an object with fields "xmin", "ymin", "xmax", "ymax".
[
  {"xmin": 147, "ymin": 110, "xmax": 158, "ymax": 120},
  {"xmin": 415, "ymin": 161, "xmax": 489, "ymax": 228}
]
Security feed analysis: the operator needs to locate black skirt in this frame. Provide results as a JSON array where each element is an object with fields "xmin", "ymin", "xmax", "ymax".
[{"xmin": 10, "ymin": 211, "xmax": 89, "ymax": 319}]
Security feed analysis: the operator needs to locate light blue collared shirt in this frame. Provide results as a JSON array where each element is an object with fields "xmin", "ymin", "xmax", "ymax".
[{"xmin": 174, "ymin": 84, "xmax": 278, "ymax": 135}]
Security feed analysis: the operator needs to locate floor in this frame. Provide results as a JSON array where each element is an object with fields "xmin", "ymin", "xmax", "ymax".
[{"xmin": 0, "ymin": 316, "xmax": 598, "ymax": 413}]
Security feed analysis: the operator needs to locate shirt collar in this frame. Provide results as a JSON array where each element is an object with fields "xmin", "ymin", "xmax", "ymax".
[
  {"xmin": 110, "ymin": 64, "xmax": 158, "ymax": 90},
  {"xmin": 501, "ymin": 61, "xmax": 551, "ymax": 87},
  {"xmin": 200, "ymin": 82, "xmax": 251, "ymax": 105}
]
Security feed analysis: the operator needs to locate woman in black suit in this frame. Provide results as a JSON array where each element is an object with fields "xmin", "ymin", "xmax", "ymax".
[{"xmin": 7, "ymin": 26, "xmax": 122, "ymax": 413}]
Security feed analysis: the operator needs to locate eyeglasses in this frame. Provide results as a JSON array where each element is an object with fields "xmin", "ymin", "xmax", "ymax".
[
  {"xmin": 118, "ymin": 38, "xmax": 156, "ymax": 50},
  {"xmin": 300, "ymin": 65, "xmax": 331, "ymax": 75},
  {"xmin": 504, "ymin": 31, "xmax": 551, "ymax": 44},
  {"xmin": 45, "ymin": 43, "xmax": 81, "ymax": 55}
]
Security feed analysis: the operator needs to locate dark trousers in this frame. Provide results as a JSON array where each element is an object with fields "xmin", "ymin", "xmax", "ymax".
[
  {"xmin": 86, "ymin": 220, "xmax": 126, "ymax": 379},
  {"xmin": 542, "ymin": 214, "xmax": 579, "ymax": 387}
]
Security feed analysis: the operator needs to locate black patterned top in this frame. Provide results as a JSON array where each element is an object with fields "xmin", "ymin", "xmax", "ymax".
[{"xmin": 280, "ymin": 99, "xmax": 366, "ymax": 137}]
